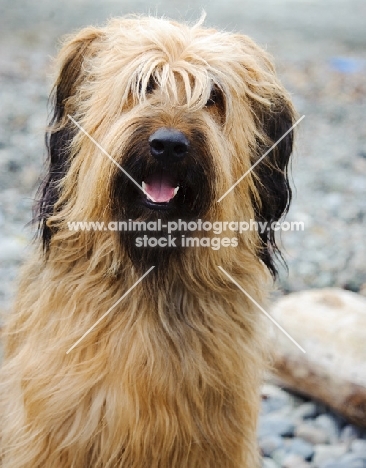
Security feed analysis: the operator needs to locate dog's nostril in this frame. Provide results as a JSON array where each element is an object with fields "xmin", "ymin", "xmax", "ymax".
[
  {"xmin": 149, "ymin": 128, "xmax": 189, "ymax": 163},
  {"xmin": 150, "ymin": 140, "xmax": 165, "ymax": 153}
]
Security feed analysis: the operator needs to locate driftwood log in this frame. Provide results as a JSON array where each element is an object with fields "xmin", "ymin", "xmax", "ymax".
[{"xmin": 269, "ymin": 288, "xmax": 366, "ymax": 427}]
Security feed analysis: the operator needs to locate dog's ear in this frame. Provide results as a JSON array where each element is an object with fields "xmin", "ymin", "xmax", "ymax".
[
  {"xmin": 251, "ymin": 98, "xmax": 296, "ymax": 277},
  {"xmin": 35, "ymin": 27, "xmax": 103, "ymax": 250}
]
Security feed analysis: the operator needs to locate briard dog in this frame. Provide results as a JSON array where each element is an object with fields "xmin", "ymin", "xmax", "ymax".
[{"xmin": 0, "ymin": 16, "xmax": 296, "ymax": 468}]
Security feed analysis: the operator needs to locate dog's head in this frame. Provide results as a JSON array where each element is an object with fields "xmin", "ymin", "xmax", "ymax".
[{"xmin": 38, "ymin": 16, "xmax": 296, "ymax": 276}]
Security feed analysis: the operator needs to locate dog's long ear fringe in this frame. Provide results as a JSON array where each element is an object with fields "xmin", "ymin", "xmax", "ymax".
[
  {"xmin": 34, "ymin": 27, "xmax": 102, "ymax": 251},
  {"xmin": 253, "ymin": 100, "xmax": 296, "ymax": 278}
]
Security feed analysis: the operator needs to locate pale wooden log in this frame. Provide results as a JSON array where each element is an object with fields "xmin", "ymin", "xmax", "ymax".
[{"xmin": 269, "ymin": 288, "xmax": 366, "ymax": 427}]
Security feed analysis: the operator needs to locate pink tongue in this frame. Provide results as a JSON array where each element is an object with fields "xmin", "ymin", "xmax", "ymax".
[{"xmin": 144, "ymin": 174, "xmax": 177, "ymax": 203}]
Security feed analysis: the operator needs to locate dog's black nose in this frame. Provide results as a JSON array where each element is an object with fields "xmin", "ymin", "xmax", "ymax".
[{"xmin": 149, "ymin": 128, "xmax": 189, "ymax": 163}]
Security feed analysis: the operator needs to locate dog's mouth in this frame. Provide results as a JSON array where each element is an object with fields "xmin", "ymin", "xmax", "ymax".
[
  {"xmin": 142, "ymin": 171, "xmax": 179, "ymax": 208},
  {"xmin": 111, "ymin": 127, "xmax": 215, "ymax": 268},
  {"xmin": 113, "ymin": 129, "xmax": 213, "ymax": 221}
]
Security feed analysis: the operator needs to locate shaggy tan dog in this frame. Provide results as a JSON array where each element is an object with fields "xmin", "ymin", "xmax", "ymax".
[{"xmin": 0, "ymin": 16, "xmax": 295, "ymax": 467}]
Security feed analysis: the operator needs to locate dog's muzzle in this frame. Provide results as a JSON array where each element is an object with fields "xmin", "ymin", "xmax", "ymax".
[
  {"xmin": 113, "ymin": 124, "xmax": 212, "ymax": 222},
  {"xmin": 141, "ymin": 128, "xmax": 189, "ymax": 208}
]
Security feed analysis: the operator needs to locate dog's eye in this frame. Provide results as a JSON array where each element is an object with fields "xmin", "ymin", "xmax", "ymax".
[
  {"xmin": 205, "ymin": 86, "xmax": 223, "ymax": 108},
  {"xmin": 146, "ymin": 76, "xmax": 156, "ymax": 94},
  {"xmin": 137, "ymin": 76, "xmax": 156, "ymax": 96}
]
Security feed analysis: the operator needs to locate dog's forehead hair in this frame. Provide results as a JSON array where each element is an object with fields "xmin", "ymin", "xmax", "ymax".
[
  {"xmin": 88, "ymin": 17, "xmax": 262, "ymax": 110},
  {"xmin": 106, "ymin": 16, "xmax": 231, "ymax": 62}
]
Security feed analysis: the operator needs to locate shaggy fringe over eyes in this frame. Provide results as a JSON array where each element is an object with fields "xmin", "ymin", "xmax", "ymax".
[{"xmin": 130, "ymin": 62, "xmax": 222, "ymax": 112}]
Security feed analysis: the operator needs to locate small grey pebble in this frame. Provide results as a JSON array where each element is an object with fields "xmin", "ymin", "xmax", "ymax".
[
  {"xmin": 261, "ymin": 384, "xmax": 294, "ymax": 414},
  {"xmin": 285, "ymin": 437, "xmax": 314, "ymax": 461},
  {"xmin": 296, "ymin": 422, "xmax": 330, "ymax": 445},
  {"xmin": 259, "ymin": 435, "xmax": 284, "ymax": 457},
  {"xmin": 338, "ymin": 453, "xmax": 366, "ymax": 466},
  {"xmin": 313, "ymin": 444, "xmax": 348, "ymax": 466},
  {"xmin": 293, "ymin": 402, "xmax": 318, "ymax": 421},
  {"xmin": 321, "ymin": 452, "xmax": 366, "ymax": 468},
  {"xmin": 319, "ymin": 461, "xmax": 339, "ymax": 468},
  {"xmin": 315, "ymin": 414, "xmax": 341, "ymax": 444},
  {"xmin": 259, "ymin": 414, "xmax": 295, "ymax": 438},
  {"xmin": 262, "ymin": 457, "xmax": 279, "ymax": 468},
  {"xmin": 351, "ymin": 439, "xmax": 366, "ymax": 455},
  {"xmin": 341, "ymin": 425, "xmax": 362, "ymax": 444},
  {"xmin": 272, "ymin": 447, "xmax": 287, "ymax": 466},
  {"xmin": 282, "ymin": 454, "xmax": 312, "ymax": 468}
]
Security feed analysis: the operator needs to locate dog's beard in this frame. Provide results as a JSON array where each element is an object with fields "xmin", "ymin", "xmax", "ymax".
[{"xmin": 110, "ymin": 129, "xmax": 214, "ymax": 270}]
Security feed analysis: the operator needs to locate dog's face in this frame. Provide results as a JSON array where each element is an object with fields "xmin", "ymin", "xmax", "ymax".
[
  {"xmin": 111, "ymin": 90, "xmax": 218, "ymax": 222},
  {"xmin": 38, "ymin": 17, "xmax": 295, "ymax": 275}
]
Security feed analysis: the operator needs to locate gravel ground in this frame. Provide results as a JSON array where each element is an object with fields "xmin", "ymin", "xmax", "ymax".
[
  {"xmin": 260, "ymin": 384, "xmax": 366, "ymax": 468},
  {"xmin": 0, "ymin": 1, "xmax": 366, "ymax": 466}
]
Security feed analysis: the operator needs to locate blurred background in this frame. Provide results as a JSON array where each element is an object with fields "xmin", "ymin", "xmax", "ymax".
[{"xmin": 0, "ymin": 1, "xmax": 366, "ymax": 466}]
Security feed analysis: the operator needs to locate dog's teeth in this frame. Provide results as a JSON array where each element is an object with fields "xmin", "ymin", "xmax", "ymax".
[
  {"xmin": 173, "ymin": 187, "xmax": 179, "ymax": 197},
  {"xmin": 142, "ymin": 181, "xmax": 155, "ymax": 201}
]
